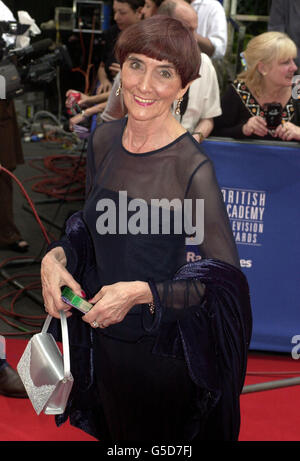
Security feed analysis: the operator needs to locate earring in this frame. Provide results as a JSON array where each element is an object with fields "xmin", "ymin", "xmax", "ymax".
[
  {"xmin": 115, "ymin": 81, "xmax": 122, "ymax": 96},
  {"xmin": 175, "ymin": 97, "xmax": 183, "ymax": 115}
]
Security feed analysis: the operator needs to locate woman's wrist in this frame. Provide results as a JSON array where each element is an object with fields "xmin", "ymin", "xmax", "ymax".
[
  {"xmin": 294, "ymin": 126, "xmax": 300, "ymax": 140},
  {"xmin": 46, "ymin": 247, "xmax": 67, "ymax": 267},
  {"xmin": 242, "ymin": 122, "xmax": 251, "ymax": 136},
  {"xmin": 193, "ymin": 131, "xmax": 204, "ymax": 142},
  {"xmin": 129, "ymin": 281, "xmax": 153, "ymax": 305},
  {"xmin": 80, "ymin": 109, "xmax": 89, "ymax": 118}
]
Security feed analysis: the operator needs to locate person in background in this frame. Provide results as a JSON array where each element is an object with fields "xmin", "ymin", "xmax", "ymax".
[
  {"xmin": 0, "ymin": 0, "xmax": 29, "ymax": 252},
  {"xmin": 41, "ymin": 16, "xmax": 251, "ymax": 441},
  {"xmin": 191, "ymin": 0, "xmax": 227, "ymax": 59},
  {"xmin": 141, "ymin": 0, "xmax": 164, "ymax": 18},
  {"xmin": 213, "ymin": 31, "xmax": 300, "ymax": 141},
  {"xmin": 96, "ymin": 0, "xmax": 144, "ymax": 94},
  {"xmin": 268, "ymin": 0, "xmax": 300, "ymax": 70},
  {"xmin": 65, "ymin": 0, "xmax": 144, "ymax": 128},
  {"xmin": 0, "ymin": 0, "xmax": 34, "ymax": 400},
  {"xmin": 0, "ymin": 358, "xmax": 27, "ymax": 398}
]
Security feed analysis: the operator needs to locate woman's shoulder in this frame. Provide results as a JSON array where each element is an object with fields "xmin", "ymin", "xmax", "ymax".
[
  {"xmin": 226, "ymin": 79, "xmax": 256, "ymax": 110},
  {"xmin": 92, "ymin": 118, "xmax": 125, "ymax": 143},
  {"xmin": 176, "ymin": 133, "xmax": 212, "ymax": 171},
  {"xmin": 231, "ymin": 79, "xmax": 253, "ymax": 98}
]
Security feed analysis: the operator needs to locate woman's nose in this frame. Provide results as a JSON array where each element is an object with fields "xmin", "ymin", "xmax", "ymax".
[
  {"xmin": 138, "ymin": 71, "xmax": 153, "ymax": 93},
  {"xmin": 291, "ymin": 60, "xmax": 298, "ymax": 72}
]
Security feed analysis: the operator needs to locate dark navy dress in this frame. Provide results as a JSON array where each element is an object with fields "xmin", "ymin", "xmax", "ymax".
[{"xmin": 70, "ymin": 118, "xmax": 243, "ymax": 440}]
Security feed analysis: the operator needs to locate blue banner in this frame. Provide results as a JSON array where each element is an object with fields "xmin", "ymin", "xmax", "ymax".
[{"xmin": 191, "ymin": 139, "xmax": 300, "ymax": 353}]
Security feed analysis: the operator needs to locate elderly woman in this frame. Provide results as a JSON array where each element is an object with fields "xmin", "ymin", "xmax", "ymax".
[
  {"xmin": 213, "ymin": 31, "xmax": 300, "ymax": 141},
  {"xmin": 41, "ymin": 17, "xmax": 251, "ymax": 442}
]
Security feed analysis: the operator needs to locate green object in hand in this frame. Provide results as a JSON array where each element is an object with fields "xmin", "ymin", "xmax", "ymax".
[{"xmin": 61, "ymin": 286, "xmax": 93, "ymax": 314}]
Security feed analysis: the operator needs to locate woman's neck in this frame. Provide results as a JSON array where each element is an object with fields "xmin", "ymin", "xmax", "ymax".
[
  {"xmin": 254, "ymin": 82, "xmax": 291, "ymax": 106},
  {"xmin": 122, "ymin": 113, "xmax": 186, "ymax": 153}
]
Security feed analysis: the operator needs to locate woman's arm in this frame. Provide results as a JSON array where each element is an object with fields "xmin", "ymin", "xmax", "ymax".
[
  {"xmin": 213, "ymin": 84, "xmax": 251, "ymax": 138},
  {"xmin": 151, "ymin": 159, "xmax": 240, "ymax": 311},
  {"xmin": 97, "ymin": 62, "xmax": 113, "ymax": 94},
  {"xmin": 41, "ymin": 247, "xmax": 84, "ymax": 319},
  {"xmin": 193, "ymin": 118, "xmax": 214, "ymax": 141}
]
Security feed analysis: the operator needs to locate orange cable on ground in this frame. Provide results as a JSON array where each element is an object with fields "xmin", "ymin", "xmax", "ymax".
[{"xmin": 0, "ymin": 166, "xmax": 52, "ymax": 334}]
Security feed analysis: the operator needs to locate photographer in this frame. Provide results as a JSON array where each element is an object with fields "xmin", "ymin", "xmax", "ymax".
[
  {"xmin": 0, "ymin": 0, "xmax": 29, "ymax": 400},
  {"xmin": 0, "ymin": 0, "xmax": 29, "ymax": 253},
  {"xmin": 213, "ymin": 31, "xmax": 300, "ymax": 141}
]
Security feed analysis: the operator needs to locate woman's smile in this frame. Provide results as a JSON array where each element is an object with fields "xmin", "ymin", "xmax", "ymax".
[{"xmin": 134, "ymin": 95, "xmax": 156, "ymax": 106}]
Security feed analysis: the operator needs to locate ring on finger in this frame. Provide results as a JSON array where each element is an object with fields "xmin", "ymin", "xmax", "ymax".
[{"xmin": 91, "ymin": 320, "xmax": 99, "ymax": 328}]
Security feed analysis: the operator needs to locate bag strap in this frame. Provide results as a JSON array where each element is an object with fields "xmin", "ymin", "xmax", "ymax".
[{"xmin": 42, "ymin": 311, "xmax": 72, "ymax": 380}]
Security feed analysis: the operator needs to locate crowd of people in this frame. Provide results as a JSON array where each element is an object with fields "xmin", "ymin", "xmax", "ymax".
[
  {"xmin": 67, "ymin": 0, "xmax": 300, "ymax": 143},
  {"xmin": 1, "ymin": 0, "xmax": 299, "ymax": 443}
]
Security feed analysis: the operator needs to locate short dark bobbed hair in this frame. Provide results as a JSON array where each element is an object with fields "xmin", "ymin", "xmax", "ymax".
[{"xmin": 115, "ymin": 16, "xmax": 201, "ymax": 88}]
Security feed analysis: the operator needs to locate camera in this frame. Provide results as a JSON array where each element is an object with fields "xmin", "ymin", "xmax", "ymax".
[
  {"xmin": 263, "ymin": 102, "xmax": 282, "ymax": 130},
  {"xmin": 0, "ymin": 21, "xmax": 73, "ymax": 99}
]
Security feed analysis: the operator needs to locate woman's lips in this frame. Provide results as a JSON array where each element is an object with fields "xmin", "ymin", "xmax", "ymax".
[{"xmin": 134, "ymin": 95, "xmax": 155, "ymax": 106}]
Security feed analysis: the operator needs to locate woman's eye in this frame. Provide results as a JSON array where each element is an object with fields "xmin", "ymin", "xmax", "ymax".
[
  {"xmin": 129, "ymin": 61, "xmax": 141, "ymax": 70},
  {"xmin": 160, "ymin": 70, "xmax": 172, "ymax": 79}
]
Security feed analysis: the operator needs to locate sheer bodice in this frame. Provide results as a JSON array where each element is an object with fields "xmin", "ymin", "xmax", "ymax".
[
  {"xmin": 83, "ymin": 118, "xmax": 239, "ymax": 317},
  {"xmin": 47, "ymin": 118, "xmax": 250, "ymax": 440}
]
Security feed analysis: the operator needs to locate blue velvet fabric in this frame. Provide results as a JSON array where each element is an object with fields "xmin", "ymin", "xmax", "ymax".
[
  {"xmin": 0, "ymin": 359, "xmax": 8, "ymax": 370},
  {"xmin": 47, "ymin": 211, "xmax": 252, "ymax": 441}
]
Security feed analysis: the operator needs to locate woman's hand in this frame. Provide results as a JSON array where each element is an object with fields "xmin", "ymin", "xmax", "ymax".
[
  {"xmin": 83, "ymin": 281, "xmax": 152, "ymax": 329},
  {"xmin": 96, "ymin": 79, "xmax": 112, "ymax": 95},
  {"xmin": 41, "ymin": 248, "xmax": 83, "ymax": 319},
  {"xmin": 108, "ymin": 62, "xmax": 121, "ymax": 77},
  {"xmin": 69, "ymin": 112, "xmax": 86, "ymax": 131},
  {"xmin": 242, "ymin": 116, "xmax": 268, "ymax": 137},
  {"xmin": 274, "ymin": 122, "xmax": 300, "ymax": 141},
  {"xmin": 65, "ymin": 90, "xmax": 86, "ymax": 109}
]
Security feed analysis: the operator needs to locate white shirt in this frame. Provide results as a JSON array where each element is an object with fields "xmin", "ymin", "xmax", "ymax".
[
  {"xmin": 173, "ymin": 53, "xmax": 221, "ymax": 131},
  {"xmin": 191, "ymin": 0, "xmax": 227, "ymax": 59}
]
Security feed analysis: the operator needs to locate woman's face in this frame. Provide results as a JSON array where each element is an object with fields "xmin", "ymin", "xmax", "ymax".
[
  {"xmin": 121, "ymin": 53, "xmax": 187, "ymax": 122},
  {"xmin": 263, "ymin": 56, "xmax": 298, "ymax": 88},
  {"xmin": 113, "ymin": 1, "xmax": 142, "ymax": 30},
  {"xmin": 141, "ymin": 0, "xmax": 158, "ymax": 19}
]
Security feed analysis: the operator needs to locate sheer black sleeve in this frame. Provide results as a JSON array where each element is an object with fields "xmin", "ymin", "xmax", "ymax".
[{"xmin": 153, "ymin": 159, "xmax": 240, "ymax": 311}]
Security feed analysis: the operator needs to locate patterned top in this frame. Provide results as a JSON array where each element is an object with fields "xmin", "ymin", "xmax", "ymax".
[{"xmin": 232, "ymin": 80, "xmax": 295, "ymax": 123}]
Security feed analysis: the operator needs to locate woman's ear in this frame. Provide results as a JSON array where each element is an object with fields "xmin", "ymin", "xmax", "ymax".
[
  {"xmin": 176, "ymin": 81, "xmax": 192, "ymax": 101},
  {"xmin": 136, "ymin": 6, "xmax": 143, "ymax": 19},
  {"xmin": 257, "ymin": 61, "xmax": 268, "ymax": 77}
]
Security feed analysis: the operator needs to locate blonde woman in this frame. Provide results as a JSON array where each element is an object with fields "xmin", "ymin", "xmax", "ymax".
[{"xmin": 213, "ymin": 31, "xmax": 300, "ymax": 141}]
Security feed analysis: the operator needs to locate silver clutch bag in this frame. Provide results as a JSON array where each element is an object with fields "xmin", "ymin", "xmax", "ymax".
[{"xmin": 17, "ymin": 310, "xmax": 74, "ymax": 415}]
